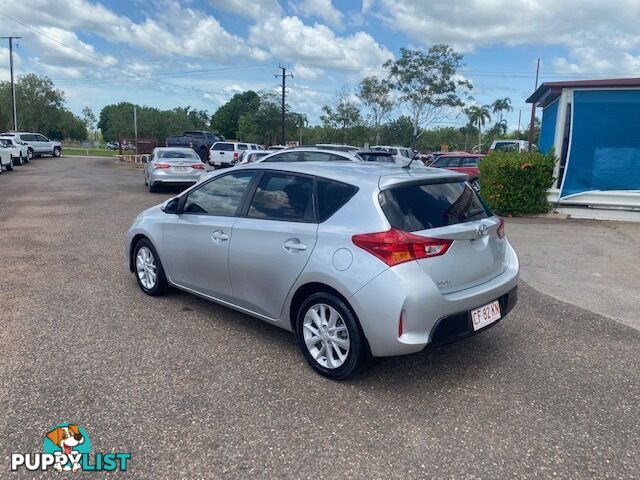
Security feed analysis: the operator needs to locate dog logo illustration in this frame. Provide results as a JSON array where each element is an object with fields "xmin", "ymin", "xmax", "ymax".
[{"xmin": 43, "ymin": 423, "xmax": 91, "ymax": 472}]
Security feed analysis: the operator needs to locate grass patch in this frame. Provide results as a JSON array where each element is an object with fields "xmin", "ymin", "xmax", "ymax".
[{"xmin": 64, "ymin": 148, "xmax": 118, "ymax": 157}]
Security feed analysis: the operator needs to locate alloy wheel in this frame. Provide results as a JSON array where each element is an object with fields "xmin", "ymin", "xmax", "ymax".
[
  {"xmin": 136, "ymin": 246, "xmax": 157, "ymax": 289},
  {"xmin": 302, "ymin": 303, "xmax": 350, "ymax": 369}
]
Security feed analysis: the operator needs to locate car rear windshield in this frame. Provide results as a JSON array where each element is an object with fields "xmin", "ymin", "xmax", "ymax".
[
  {"xmin": 157, "ymin": 150, "xmax": 197, "ymax": 159},
  {"xmin": 379, "ymin": 181, "xmax": 490, "ymax": 232},
  {"xmin": 212, "ymin": 143, "xmax": 234, "ymax": 151}
]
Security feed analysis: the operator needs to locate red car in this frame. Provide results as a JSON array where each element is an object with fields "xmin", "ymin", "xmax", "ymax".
[{"xmin": 430, "ymin": 153, "xmax": 483, "ymax": 191}]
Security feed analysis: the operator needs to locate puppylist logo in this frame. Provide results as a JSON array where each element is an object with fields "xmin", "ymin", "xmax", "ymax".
[{"xmin": 11, "ymin": 422, "xmax": 131, "ymax": 473}]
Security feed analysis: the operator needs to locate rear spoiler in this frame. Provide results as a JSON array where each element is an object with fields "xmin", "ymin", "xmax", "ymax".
[{"xmin": 378, "ymin": 171, "xmax": 469, "ymax": 191}]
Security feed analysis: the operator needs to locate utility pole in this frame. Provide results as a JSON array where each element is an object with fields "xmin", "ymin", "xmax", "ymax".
[
  {"xmin": 275, "ymin": 65, "xmax": 293, "ymax": 146},
  {"xmin": 1, "ymin": 36, "xmax": 22, "ymax": 131},
  {"xmin": 527, "ymin": 58, "xmax": 540, "ymax": 151},
  {"xmin": 517, "ymin": 110, "xmax": 522, "ymax": 133},
  {"xmin": 133, "ymin": 105, "xmax": 138, "ymax": 155}
]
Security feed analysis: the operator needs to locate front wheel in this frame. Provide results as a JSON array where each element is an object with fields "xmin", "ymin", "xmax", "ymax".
[
  {"xmin": 21, "ymin": 153, "xmax": 27, "ymax": 164},
  {"xmin": 295, "ymin": 292, "xmax": 368, "ymax": 380},
  {"xmin": 27, "ymin": 148, "xmax": 34, "ymax": 161},
  {"xmin": 7, "ymin": 156, "xmax": 14, "ymax": 170},
  {"xmin": 53, "ymin": 147, "xmax": 61, "ymax": 157},
  {"xmin": 133, "ymin": 239, "xmax": 168, "ymax": 296}
]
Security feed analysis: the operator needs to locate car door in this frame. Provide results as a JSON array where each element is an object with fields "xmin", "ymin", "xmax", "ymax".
[
  {"xmin": 162, "ymin": 170, "xmax": 256, "ymax": 300},
  {"xmin": 228, "ymin": 171, "xmax": 318, "ymax": 318}
]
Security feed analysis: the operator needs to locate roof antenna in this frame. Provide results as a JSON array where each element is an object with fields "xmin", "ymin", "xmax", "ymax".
[{"xmin": 402, "ymin": 155, "xmax": 418, "ymax": 169}]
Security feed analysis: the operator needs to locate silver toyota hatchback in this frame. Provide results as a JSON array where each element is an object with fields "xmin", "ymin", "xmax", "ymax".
[{"xmin": 126, "ymin": 162, "xmax": 519, "ymax": 379}]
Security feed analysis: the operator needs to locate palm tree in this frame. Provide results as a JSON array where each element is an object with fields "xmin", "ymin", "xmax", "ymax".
[
  {"xmin": 465, "ymin": 105, "xmax": 491, "ymax": 152},
  {"xmin": 495, "ymin": 119, "xmax": 508, "ymax": 135},
  {"xmin": 491, "ymin": 97, "xmax": 513, "ymax": 123}
]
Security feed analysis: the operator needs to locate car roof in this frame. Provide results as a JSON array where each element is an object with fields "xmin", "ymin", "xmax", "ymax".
[
  {"xmin": 230, "ymin": 161, "xmax": 466, "ymax": 189},
  {"xmin": 154, "ymin": 147, "xmax": 197, "ymax": 152},
  {"xmin": 357, "ymin": 150, "xmax": 392, "ymax": 155}
]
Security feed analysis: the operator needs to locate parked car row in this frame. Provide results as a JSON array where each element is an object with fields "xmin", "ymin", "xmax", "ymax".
[{"xmin": 0, "ymin": 131, "xmax": 62, "ymax": 175}]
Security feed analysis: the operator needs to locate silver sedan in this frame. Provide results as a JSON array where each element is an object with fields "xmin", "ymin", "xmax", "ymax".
[
  {"xmin": 126, "ymin": 162, "xmax": 519, "ymax": 379},
  {"xmin": 144, "ymin": 147, "xmax": 206, "ymax": 192}
]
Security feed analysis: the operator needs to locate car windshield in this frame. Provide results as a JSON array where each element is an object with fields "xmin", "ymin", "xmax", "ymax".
[
  {"xmin": 379, "ymin": 181, "xmax": 490, "ymax": 232},
  {"xmin": 494, "ymin": 142, "xmax": 520, "ymax": 151},
  {"xmin": 156, "ymin": 150, "xmax": 197, "ymax": 159}
]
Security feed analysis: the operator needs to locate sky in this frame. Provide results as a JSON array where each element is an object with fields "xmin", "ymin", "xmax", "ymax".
[{"xmin": 1, "ymin": 0, "xmax": 640, "ymax": 129}]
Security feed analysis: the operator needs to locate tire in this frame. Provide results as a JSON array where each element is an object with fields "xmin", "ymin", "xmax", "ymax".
[
  {"xmin": 53, "ymin": 147, "xmax": 61, "ymax": 157},
  {"xmin": 27, "ymin": 148, "xmax": 34, "ymax": 161},
  {"xmin": 21, "ymin": 153, "xmax": 28, "ymax": 164},
  {"xmin": 133, "ymin": 239, "xmax": 168, "ymax": 296},
  {"xmin": 295, "ymin": 292, "xmax": 368, "ymax": 380},
  {"xmin": 7, "ymin": 156, "xmax": 14, "ymax": 171},
  {"xmin": 148, "ymin": 182, "xmax": 158, "ymax": 193}
]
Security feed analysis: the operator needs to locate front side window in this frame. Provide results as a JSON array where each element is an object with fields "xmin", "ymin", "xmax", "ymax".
[
  {"xmin": 182, "ymin": 172, "xmax": 254, "ymax": 216},
  {"xmin": 462, "ymin": 157, "xmax": 480, "ymax": 166},
  {"xmin": 248, "ymin": 173, "xmax": 314, "ymax": 222},
  {"xmin": 37, "ymin": 135, "xmax": 49, "ymax": 142},
  {"xmin": 447, "ymin": 157, "xmax": 463, "ymax": 167},
  {"xmin": 433, "ymin": 157, "xmax": 450, "ymax": 167}
]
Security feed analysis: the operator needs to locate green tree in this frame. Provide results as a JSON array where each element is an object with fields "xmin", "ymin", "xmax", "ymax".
[
  {"xmin": 465, "ymin": 104, "xmax": 491, "ymax": 152},
  {"xmin": 380, "ymin": 115, "xmax": 414, "ymax": 146},
  {"xmin": 237, "ymin": 93, "xmax": 307, "ymax": 146},
  {"xmin": 357, "ymin": 76, "xmax": 393, "ymax": 144},
  {"xmin": 210, "ymin": 90, "xmax": 260, "ymax": 139},
  {"xmin": 82, "ymin": 106, "xmax": 97, "ymax": 140},
  {"xmin": 384, "ymin": 45, "xmax": 471, "ymax": 148},
  {"xmin": 320, "ymin": 89, "xmax": 361, "ymax": 144},
  {"xmin": 491, "ymin": 97, "xmax": 513, "ymax": 124},
  {"xmin": 0, "ymin": 74, "xmax": 86, "ymax": 139}
]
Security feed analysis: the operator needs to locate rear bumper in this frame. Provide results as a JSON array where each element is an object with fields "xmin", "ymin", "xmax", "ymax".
[
  {"xmin": 349, "ymin": 241, "xmax": 519, "ymax": 357},
  {"xmin": 149, "ymin": 172, "xmax": 201, "ymax": 184}
]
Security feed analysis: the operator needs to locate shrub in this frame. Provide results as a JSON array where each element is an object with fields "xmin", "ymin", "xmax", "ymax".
[{"xmin": 479, "ymin": 150, "xmax": 556, "ymax": 215}]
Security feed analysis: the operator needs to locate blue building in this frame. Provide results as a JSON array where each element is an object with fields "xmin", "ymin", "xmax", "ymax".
[{"xmin": 527, "ymin": 78, "xmax": 640, "ymax": 210}]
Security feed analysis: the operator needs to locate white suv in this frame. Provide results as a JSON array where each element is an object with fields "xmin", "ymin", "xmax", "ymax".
[
  {"xmin": 1, "ymin": 132, "xmax": 62, "ymax": 160},
  {"xmin": 209, "ymin": 141, "xmax": 263, "ymax": 168},
  {"xmin": 0, "ymin": 136, "xmax": 29, "ymax": 165},
  {"xmin": 371, "ymin": 145, "xmax": 415, "ymax": 164}
]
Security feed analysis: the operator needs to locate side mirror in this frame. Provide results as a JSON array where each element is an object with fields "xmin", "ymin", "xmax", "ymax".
[{"xmin": 162, "ymin": 197, "xmax": 180, "ymax": 214}]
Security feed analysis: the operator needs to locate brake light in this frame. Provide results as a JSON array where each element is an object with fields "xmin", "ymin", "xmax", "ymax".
[
  {"xmin": 233, "ymin": 152, "xmax": 239, "ymax": 162},
  {"xmin": 154, "ymin": 163, "xmax": 170, "ymax": 169},
  {"xmin": 352, "ymin": 228, "xmax": 452, "ymax": 267},
  {"xmin": 191, "ymin": 163, "xmax": 205, "ymax": 169},
  {"xmin": 497, "ymin": 218, "xmax": 506, "ymax": 239}
]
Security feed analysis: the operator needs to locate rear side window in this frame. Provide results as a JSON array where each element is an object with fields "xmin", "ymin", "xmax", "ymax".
[
  {"xmin": 212, "ymin": 142, "xmax": 234, "ymax": 151},
  {"xmin": 317, "ymin": 178, "xmax": 358, "ymax": 222},
  {"xmin": 379, "ymin": 181, "xmax": 490, "ymax": 232},
  {"xmin": 237, "ymin": 144, "xmax": 248, "ymax": 150},
  {"xmin": 248, "ymin": 173, "xmax": 314, "ymax": 222}
]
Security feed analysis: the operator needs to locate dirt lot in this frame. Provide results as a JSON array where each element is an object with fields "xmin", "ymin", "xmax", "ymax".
[{"xmin": 1, "ymin": 156, "xmax": 639, "ymax": 479}]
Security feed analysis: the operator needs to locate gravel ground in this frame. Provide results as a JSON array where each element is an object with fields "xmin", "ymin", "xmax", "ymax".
[{"xmin": 1, "ymin": 156, "xmax": 639, "ymax": 479}]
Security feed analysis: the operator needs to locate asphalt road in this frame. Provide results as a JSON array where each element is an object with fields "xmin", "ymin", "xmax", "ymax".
[{"xmin": 1, "ymin": 156, "xmax": 639, "ymax": 479}]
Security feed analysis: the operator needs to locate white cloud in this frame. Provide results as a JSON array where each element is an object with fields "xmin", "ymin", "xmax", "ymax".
[
  {"xmin": 293, "ymin": 63, "xmax": 324, "ymax": 80},
  {"xmin": 248, "ymin": 16, "xmax": 393, "ymax": 71},
  {"xmin": 34, "ymin": 27, "xmax": 118, "ymax": 67},
  {"xmin": 377, "ymin": 0, "xmax": 640, "ymax": 75},
  {"xmin": 289, "ymin": 0, "xmax": 344, "ymax": 29}
]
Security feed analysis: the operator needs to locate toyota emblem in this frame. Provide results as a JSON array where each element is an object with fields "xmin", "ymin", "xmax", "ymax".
[{"xmin": 476, "ymin": 224, "xmax": 488, "ymax": 238}]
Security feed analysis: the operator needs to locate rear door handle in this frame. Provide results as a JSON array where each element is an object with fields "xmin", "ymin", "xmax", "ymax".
[
  {"xmin": 211, "ymin": 230, "xmax": 229, "ymax": 243},
  {"xmin": 283, "ymin": 239, "xmax": 307, "ymax": 252}
]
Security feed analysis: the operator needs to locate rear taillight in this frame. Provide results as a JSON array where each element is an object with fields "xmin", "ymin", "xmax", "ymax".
[
  {"xmin": 191, "ymin": 163, "xmax": 204, "ymax": 169},
  {"xmin": 352, "ymin": 228, "xmax": 452, "ymax": 267},
  {"xmin": 154, "ymin": 163, "xmax": 170, "ymax": 169},
  {"xmin": 497, "ymin": 218, "xmax": 505, "ymax": 239},
  {"xmin": 233, "ymin": 152, "xmax": 239, "ymax": 162}
]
